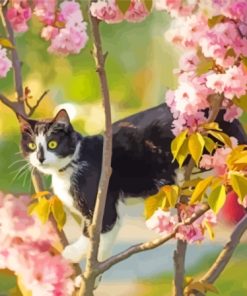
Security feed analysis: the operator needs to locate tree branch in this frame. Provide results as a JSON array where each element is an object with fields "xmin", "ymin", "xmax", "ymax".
[
  {"xmin": 77, "ymin": 4, "xmax": 113, "ymax": 295},
  {"xmin": 97, "ymin": 203, "xmax": 210, "ymax": 274},
  {"xmin": 202, "ymin": 214, "xmax": 247, "ymax": 283}
]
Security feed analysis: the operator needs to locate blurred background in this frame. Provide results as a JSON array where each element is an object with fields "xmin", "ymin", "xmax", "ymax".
[{"xmin": 0, "ymin": 8, "xmax": 246, "ymax": 296}]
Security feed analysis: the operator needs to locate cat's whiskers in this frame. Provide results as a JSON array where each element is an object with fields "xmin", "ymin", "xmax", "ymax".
[
  {"xmin": 11, "ymin": 162, "xmax": 31, "ymax": 184},
  {"xmin": 8, "ymin": 158, "xmax": 26, "ymax": 169}
]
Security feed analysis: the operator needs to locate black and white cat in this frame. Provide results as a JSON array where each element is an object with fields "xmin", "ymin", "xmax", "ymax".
[{"xmin": 17, "ymin": 103, "xmax": 247, "ymax": 263}]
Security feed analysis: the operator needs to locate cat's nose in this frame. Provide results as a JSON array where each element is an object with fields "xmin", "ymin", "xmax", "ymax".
[{"xmin": 37, "ymin": 146, "xmax": 45, "ymax": 164}]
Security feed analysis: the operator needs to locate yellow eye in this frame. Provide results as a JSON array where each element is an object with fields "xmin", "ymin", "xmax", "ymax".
[
  {"xmin": 28, "ymin": 142, "xmax": 36, "ymax": 151},
  {"xmin": 48, "ymin": 140, "xmax": 58, "ymax": 150}
]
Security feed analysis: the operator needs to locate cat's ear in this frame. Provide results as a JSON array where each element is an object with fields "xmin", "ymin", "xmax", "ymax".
[
  {"xmin": 16, "ymin": 113, "xmax": 34, "ymax": 133},
  {"xmin": 53, "ymin": 109, "xmax": 70, "ymax": 126}
]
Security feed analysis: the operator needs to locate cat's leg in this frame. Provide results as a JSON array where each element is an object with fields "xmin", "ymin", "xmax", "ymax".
[{"xmin": 62, "ymin": 232, "xmax": 89, "ymax": 263}]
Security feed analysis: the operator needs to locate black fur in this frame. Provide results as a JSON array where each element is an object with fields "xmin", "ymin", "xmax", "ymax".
[{"xmin": 19, "ymin": 103, "xmax": 247, "ymax": 234}]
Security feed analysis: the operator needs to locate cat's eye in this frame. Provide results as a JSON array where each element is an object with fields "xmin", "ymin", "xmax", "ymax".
[
  {"xmin": 28, "ymin": 142, "xmax": 36, "ymax": 151},
  {"xmin": 48, "ymin": 140, "xmax": 58, "ymax": 150}
]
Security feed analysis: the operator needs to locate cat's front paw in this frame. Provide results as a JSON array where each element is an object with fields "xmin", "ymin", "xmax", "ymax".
[{"xmin": 62, "ymin": 245, "xmax": 85, "ymax": 263}]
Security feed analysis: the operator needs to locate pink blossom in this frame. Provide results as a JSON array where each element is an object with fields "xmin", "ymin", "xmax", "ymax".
[
  {"xmin": 223, "ymin": 104, "xmax": 243, "ymax": 122},
  {"xmin": 48, "ymin": 27, "xmax": 88, "ymax": 56},
  {"xmin": 6, "ymin": 1, "xmax": 32, "ymax": 32},
  {"xmin": 176, "ymin": 224, "xmax": 204, "ymax": 244},
  {"xmin": 41, "ymin": 26, "xmax": 59, "ymax": 41},
  {"xmin": 90, "ymin": 0, "xmax": 124, "ymax": 24},
  {"xmin": 125, "ymin": 0, "xmax": 149, "ymax": 23},
  {"xmin": 33, "ymin": 0, "xmax": 57, "ymax": 24},
  {"xmin": 206, "ymin": 72, "xmax": 225, "ymax": 94},
  {"xmin": 41, "ymin": 1, "xmax": 89, "ymax": 56},
  {"xmin": 200, "ymin": 154, "xmax": 213, "ymax": 170},
  {"xmin": 223, "ymin": 65, "xmax": 247, "ymax": 99},
  {"xmin": 225, "ymin": 0, "xmax": 247, "ymax": 23},
  {"xmin": 155, "ymin": 0, "xmax": 197, "ymax": 17},
  {"xmin": 0, "ymin": 192, "xmax": 74, "ymax": 295},
  {"xmin": 0, "ymin": 47, "xmax": 12, "ymax": 78},
  {"xmin": 146, "ymin": 208, "xmax": 177, "ymax": 235}
]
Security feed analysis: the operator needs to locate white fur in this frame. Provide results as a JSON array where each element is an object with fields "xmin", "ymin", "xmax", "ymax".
[{"xmin": 29, "ymin": 133, "xmax": 72, "ymax": 175}]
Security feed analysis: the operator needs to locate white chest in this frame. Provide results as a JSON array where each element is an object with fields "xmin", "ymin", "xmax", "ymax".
[{"xmin": 52, "ymin": 170, "xmax": 82, "ymax": 217}]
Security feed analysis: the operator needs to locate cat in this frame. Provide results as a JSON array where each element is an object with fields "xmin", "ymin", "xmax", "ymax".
[{"xmin": 17, "ymin": 103, "xmax": 247, "ymax": 263}]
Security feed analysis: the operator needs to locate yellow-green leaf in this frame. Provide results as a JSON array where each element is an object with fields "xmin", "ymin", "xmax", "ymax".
[
  {"xmin": 116, "ymin": 0, "xmax": 131, "ymax": 13},
  {"xmin": 208, "ymin": 185, "xmax": 226, "ymax": 213},
  {"xmin": 204, "ymin": 136, "xmax": 216, "ymax": 154},
  {"xmin": 163, "ymin": 185, "xmax": 179, "ymax": 208},
  {"xmin": 234, "ymin": 153, "xmax": 247, "ymax": 164},
  {"xmin": 196, "ymin": 57, "xmax": 214, "ymax": 75},
  {"xmin": 202, "ymin": 282, "xmax": 219, "ymax": 294},
  {"xmin": 188, "ymin": 132, "xmax": 205, "ymax": 166},
  {"xmin": 31, "ymin": 191, "xmax": 50, "ymax": 199},
  {"xmin": 208, "ymin": 15, "xmax": 225, "ymax": 28},
  {"xmin": 144, "ymin": 190, "xmax": 165, "ymax": 219},
  {"xmin": 0, "ymin": 38, "xmax": 14, "ymax": 49},
  {"xmin": 51, "ymin": 196, "xmax": 66, "ymax": 231},
  {"xmin": 182, "ymin": 177, "xmax": 202, "ymax": 189},
  {"xmin": 208, "ymin": 130, "xmax": 232, "ymax": 147},
  {"xmin": 202, "ymin": 122, "xmax": 221, "ymax": 131},
  {"xmin": 176, "ymin": 137, "xmax": 189, "ymax": 168},
  {"xmin": 143, "ymin": 0, "xmax": 153, "ymax": 11},
  {"xmin": 171, "ymin": 129, "xmax": 188, "ymax": 161},
  {"xmin": 30, "ymin": 197, "xmax": 51, "ymax": 224},
  {"xmin": 230, "ymin": 173, "xmax": 247, "ymax": 201},
  {"xmin": 17, "ymin": 276, "xmax": 32, "ymax": 296},
  {"xmin": 233, "ymin": 95, "xmax": 247, "ymax": 112},
  {"xmin": 190, "ymin": 176, "xmax": 214, "ymax": 204},
  {"xmin": 204, "ymin": 221, "xmax": 215, "ymax": 240}
]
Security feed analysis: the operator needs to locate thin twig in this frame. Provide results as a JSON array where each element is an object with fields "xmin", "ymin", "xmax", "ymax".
[
  {"xmin": 27, "ymin": 90, "xmax": 49, "ymax": 116},
  {"xmin": 2, "ymin": 5, "xmax": 24, "ymax": 104}
]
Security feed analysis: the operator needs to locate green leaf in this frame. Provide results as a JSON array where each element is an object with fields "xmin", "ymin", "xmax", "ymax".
[
  {"xmin": 204, "ymin": 136, "xmax": 216, "ymax": 154},
  {"xmin": 51, "ymin": 196, "xmax": 66, "ymax": 231},
  {"xmin": 143, "ymin": 0, "xmax": 153, "ymax": 11},
  {"xmin": 0, "ymin": 38, "xmax": 14, "ymax": 49},
  {"xmin": 230, "ymin": 173, "xmax": 247, "ymax": 201},
  {"xmin": 233, "ymin": 95, "xmax": 247, "ymax": 112},
  {"xmin": 208, "ymin": 185, "xmax": 226, "ymax": 213},
  {"xmin": 116, "ymin": 0, "xmax": 131, "ymax": 13},
  {"xmin": 171, "ymin": 129, "xmax": 188, "ymax": 161},
  {"xmin": 208, "ymin": 130, "xmax": 232, "ymax": 147},
  {"xmin": 30, "ymin": 197, "xmax": 51, "ymax": 224},
  {"xmin": 188, "ymin": 132, "xmax": 205, "ymax": 166},
  {"xmin": 190, "ymin": 176, "xmax": 213, "ymax": 204}
]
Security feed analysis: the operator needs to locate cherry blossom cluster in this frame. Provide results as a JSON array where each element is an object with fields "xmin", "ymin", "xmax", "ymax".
[
  {"xmin": 146, "ymin": 204, "xmax": 217, "ymax": 244},
  {"xmin": 90, "ymin": 0, "xmax": 149, "ymax": 23},
  {"xmin": 200, "ymin": 137, "xmax": 238, "ymax": 176},
  {"xmin": 0, "ymin": 192, "xmax": 74, "ymax": 296},
  {"xmin": 160, "ymin": 0, "xmax": 247, "ymax": 135},
  {"xmin": 6, "ymin": 0, "xmax": 88, "ymax": 56}
]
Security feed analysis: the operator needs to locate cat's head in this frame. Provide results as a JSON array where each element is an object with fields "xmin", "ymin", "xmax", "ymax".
[{"xmin": 17, "ymin": 109, "xmax": 78, "ymax": 175}]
